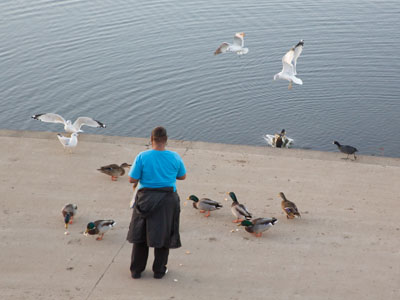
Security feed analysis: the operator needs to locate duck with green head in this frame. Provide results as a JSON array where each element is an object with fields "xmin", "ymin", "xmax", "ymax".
[
  {"xmin": 188, "ymin": 195, "xmax": 223, "ymax": 217},
  {"xmin": 239, "ymin": 217, "xmax": 278, "ymax": 237},
  {"xmin": 61, "ymin": 204, "xmax": 77, "ymax": 229},
  {"xmin": 97, "ymin": 163, "xmax": 131, "ymax": 181},
  {"xmin": 227, "ymin": 192, "xmax": 252, "ymax": 223},
  {"xmin": 279, "ymin": 192, "xmax": 301, "ymax": 219},
  {"xmin": 84, "ymin": 220, "xmax": 116, "ymax": 240}
]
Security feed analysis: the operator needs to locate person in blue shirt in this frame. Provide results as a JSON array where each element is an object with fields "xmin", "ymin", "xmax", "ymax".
[{"xmin": 127, "ymin": 126, "xmax": 186, "ymax": 279}]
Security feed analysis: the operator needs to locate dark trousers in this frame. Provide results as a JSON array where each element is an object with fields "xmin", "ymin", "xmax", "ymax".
[{"xmin": 130, "ymin": 242, "xmax": 169, "ymax": 275}]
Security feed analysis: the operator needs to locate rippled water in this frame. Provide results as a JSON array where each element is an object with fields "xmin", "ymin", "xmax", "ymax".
[{"xmin": 1, "ymin": 0, "xmax": 399, "ymax": 157}]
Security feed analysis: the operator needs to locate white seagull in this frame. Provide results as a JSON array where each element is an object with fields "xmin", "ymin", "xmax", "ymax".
[
  {"xmin": 57, "ymin": 132, "xmax": 78, "ymax": 153},
  {"xmin": 274, "ymin": 40, "xmax": 304, "ymax": 89},
  {"xmin": 32, "ymin": 113, "xmax": 106, "ymax": 133},
  {"xmin": 214, "ymin": 32, "xmax": 249, "ymax": 56}
]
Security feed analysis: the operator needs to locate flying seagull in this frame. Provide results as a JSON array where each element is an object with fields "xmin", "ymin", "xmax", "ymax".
[
  {"xmin": 274, "ymin": 40, "xmax": 304, "ymax": 89},
  {"xmin": 32, "ymin": 113, "xmax": 106, "ymax": 133},
  {"xmin": 214, "ymin": 32, "xmax": 249, "ymax": 56}
]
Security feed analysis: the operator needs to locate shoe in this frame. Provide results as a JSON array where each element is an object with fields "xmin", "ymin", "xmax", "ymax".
[
  {"xmin": 154, "ymin": 268, "xmax": 168, "ymax": 279},
  {"xmin": 131, "ymin": 271, "xmax": 141, "ymax": 279}
]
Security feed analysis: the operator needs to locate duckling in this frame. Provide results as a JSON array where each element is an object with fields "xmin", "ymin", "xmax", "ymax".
[
  {"xmin": 97, "ymin": 163, "xmax": 131, "ymax": 181},
  {"xmin": 333, "ymin": 141, "xmax": 358, "ymax": 160},
  {"xmin": 188, "ymin": 195, "xmax": 223, "ymax": 217},
  {"xmin": 84, "ymin": 220, "xmax": 116, "ymax": 240},
  {"xmin": 227, "ymin": 192, "xmax": 252, "ymax": 223},
  {"xmin": 61, "ymin": 204, "xmax": 77, "ymax": 229},
  {"xmin": 239, "ymin": 218, "xmax": 278, "ymax": 237},
  {"xmin": 279, "ymin": 192, "xmax": 301, "ymax": 219}
]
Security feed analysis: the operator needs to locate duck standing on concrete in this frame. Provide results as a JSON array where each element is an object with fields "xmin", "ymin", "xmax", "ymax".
[
  {"xmin": 97, "ymin": 163, "xmax": 131, "ymax": 181},
  {"xmin": 61, "ymin": 204, "xmax": 77, "ymax": 229},
  {"xmin": 84, "ymin": 220, "xmax": 116, "ymax": 241},
  {"xmin": 239, "ymin": 218, "xmax": 278, "ymax": 237},
  {"xmin": 279, "ymin": 192, "xmax": 301, "ymax": 219},
  {"xmin": 333, "ymin": 141, "xmax": 358, "ymax": 160},
  {"xmin": 227, "ymin": 192, "xmax": 252, "ymax": 223},
  {"xmin": 188, "ymin": 195, "xmax": 223, "ymax": 217}
]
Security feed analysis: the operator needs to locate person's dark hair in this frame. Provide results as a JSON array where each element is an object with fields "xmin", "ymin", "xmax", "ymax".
[{"xmin": 151, "ymin": 126, "xmax": 168, "ymax": 144}]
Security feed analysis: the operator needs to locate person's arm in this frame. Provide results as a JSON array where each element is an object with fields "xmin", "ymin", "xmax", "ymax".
[
  {"xmin": 128, "ymin": 154, "xmax": 142, "ymax": 189},
  {"xmin": 177, "ymin": 174, "xmax": 186, "ymax": 180},
  {"xmin": 176, "ymin": 155, "xmax": 187, "ymax": 180},
  {"xmin": 129, "ymin": 177, "xmax": 139, "ymax": 188}
]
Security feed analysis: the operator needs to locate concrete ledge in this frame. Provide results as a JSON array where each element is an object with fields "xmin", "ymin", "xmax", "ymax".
[
  {"xmin": 1, "ymin": 129, "xmax": 399, "ymax": 299},
  {"xmin": 1, "ymin": 129, "xmax": 398, "ymax": 167}
]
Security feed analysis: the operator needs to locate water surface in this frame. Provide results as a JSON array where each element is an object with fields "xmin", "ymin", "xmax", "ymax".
[{"xmin": 1, "ymin": 0, "xmax": 399, "ymax": 157}]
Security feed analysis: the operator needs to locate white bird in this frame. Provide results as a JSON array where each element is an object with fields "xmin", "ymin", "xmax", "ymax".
[
  {"xmin": 214, "ymin": 32, "xmax": 249, "ymax": 55},
  {"xmin": 32, "ymin": 113, "xmax": 106, "ymax": 133},
  {"xmin": 57, "ymin": 132, "xmax": 78, "ymax": 153},
  {"xmin": 274, "ymin": 40, "xmax": 304, "ymax": 89}
]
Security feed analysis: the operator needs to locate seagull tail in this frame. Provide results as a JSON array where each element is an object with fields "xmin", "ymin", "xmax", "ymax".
[{"xmin": 292, "ymin": 76, "xmax": 303, "ymax": 85}]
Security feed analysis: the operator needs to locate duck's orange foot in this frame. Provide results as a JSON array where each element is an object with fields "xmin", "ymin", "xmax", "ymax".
[
  {"xmin": 111, "ymin": 176, "xmax": 117, "ymax": 181},
  {"xmin": 96, "ymin": 237, "xmax": 103, "ymax": 241},
  {"xmin": 233, "ymin": 219, "xmax": 243, "ymax": 223},
  {"xmin": 204, "ymin": 211, "xmax": 210, "ymax": 217},
  {"xmin": 255, "ymin": 233, "xmax": 262, "ymax": 237},
  {"xmin": 199, "ymin": 210, "xmax": 205, "ymax": 213}
]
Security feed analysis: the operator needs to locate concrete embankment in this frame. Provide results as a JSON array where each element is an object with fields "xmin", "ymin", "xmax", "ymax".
[{"xmin": 0, "ymin": 130, "xmax": 399, "ymax": 300}]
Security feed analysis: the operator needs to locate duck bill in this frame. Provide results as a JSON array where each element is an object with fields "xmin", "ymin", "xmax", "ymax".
[{"xmin": 65, "ymin": 223, "xmax": 69, "ymax": 229}]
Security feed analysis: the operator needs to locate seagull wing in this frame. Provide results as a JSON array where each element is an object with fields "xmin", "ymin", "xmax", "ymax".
[
  {"xmin": 73, "ymin": 117, "xmax": 105, "ymax": 131},
  {"xmin": 214, "ymin": 42, "xmax": 230, "ymax": 55},
  {"xmin": 32, "ymin": 113, "xmax": 66, "ymax": 125},
  {"xmin": 281, "ymin": 49, "xmax": 295, "ymax": 76},
  {"xmin": 293, "ymin": 40, "xmax": 304, "ymax": 75},
  {"xmin": 57, "ymin": 134, "xmax": 69, "ymax": 146},
  {"xmin": 233, "ymin": 33, "xmax": 244, "ymax": 47},
  {"xmin": 282, "ymin": 48, "xmax": 295, "ymax": 66}
]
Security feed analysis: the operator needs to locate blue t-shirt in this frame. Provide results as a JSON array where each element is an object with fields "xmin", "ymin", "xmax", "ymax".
[{"xmin": 129, "ymin": 149, "xmax": 186, "ymax": 192}]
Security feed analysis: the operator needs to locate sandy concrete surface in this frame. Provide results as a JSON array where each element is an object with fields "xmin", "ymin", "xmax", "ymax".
[{"xmin": 0, "ymin": 129, "xmax": 399, "ymax": 300}]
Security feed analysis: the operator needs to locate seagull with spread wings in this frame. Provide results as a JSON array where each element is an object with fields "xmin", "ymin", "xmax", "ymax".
[
  {"xmin": 214, "ymin": 32, "xmax": 249, "ymax": 56},
  {"xmin": 32, "ymin": 113, "xmax": 106, "ymax": 133},
  {"xmin": 274, "ymin": 40, "xmax": 304, "ymax": 89}
]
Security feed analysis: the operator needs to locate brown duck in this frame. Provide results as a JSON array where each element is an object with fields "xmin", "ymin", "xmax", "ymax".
[
  {"xmin": 279, "ymin": 192, "xmax": 301, "ymax": 219},
  {"xmin": 97, "ymin": 163, "xmax": 131, "ymax": 181}
]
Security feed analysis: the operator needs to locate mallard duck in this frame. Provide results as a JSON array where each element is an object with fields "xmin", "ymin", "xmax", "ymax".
[
  {"xmin": 279, "ymin": 192, "xmax": 301, "ymax": 219},
  {"xmin": 333, "ymin": 141, "xmax": 358, "ymax": 160},
  {"xmin": 97, "ymin": 163, "xmax": 131, "ymax": 181},
  {"xmin": 61, "ymin": 203, "xmax": 77, "ymax": 229},
  {"xmin": 239, "ymin": 218, "xmax": 278, "ymax": 237},
  {"xmin": 84, "ymin": 220, "xmax": 116, "ymax": 240},
  {"xmin": 188, "ymin": 195, "xmax": 223, "ymax": 217},
  {"xmin": 264, "ymin": 130, "xmax": 294, "ymax": 148},
  {"xmin": 227, "ymin": 192, "xmax": 252, "ymax": 223}
]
